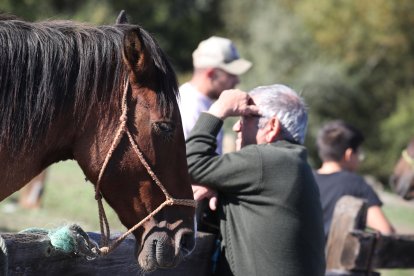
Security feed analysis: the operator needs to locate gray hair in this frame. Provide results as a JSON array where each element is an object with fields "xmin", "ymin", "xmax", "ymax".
[{"xmin": 249, "ymin": 84, "xmax": 308, "ymax": 144}]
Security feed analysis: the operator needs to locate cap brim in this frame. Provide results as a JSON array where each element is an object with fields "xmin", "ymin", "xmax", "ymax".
[{"xmin": 219, "ymin": 59, "xmax": 252, "ymax": 75}]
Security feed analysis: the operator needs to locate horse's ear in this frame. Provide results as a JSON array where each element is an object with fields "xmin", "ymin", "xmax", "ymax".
[
  {"xmin": 122, "ymin": 29, "xmax": 150, "ymax": 79},
  {"xmin": 116, "ymin": 10, "xmax": 128, "ymax": 24}
]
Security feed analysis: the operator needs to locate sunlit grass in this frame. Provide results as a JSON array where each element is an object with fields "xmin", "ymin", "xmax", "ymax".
[{"xmin": 0, "ymin": 160, "xmax": 125, "ymax": 233}]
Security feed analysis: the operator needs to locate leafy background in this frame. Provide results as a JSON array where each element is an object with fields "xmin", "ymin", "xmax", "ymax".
[
  {"xmin": 1, "ymin": 1, "xmax": 414, "ymax": 275},
  {"xmin": 2, "ymin": 0, "xmax": 414, "ymax": 181}
]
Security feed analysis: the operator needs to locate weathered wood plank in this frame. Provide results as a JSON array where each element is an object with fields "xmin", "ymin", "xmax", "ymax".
[
  {"xmin": 326, "ymin": 196, "xmax": 368, "ymax": 271},
  {"xmin": 1, "ymin": 231, "xmax": 216, "ymax": 276},
  {"xmin": 342, "ymin": 230, "xmax": 414, "ymax": 270}
]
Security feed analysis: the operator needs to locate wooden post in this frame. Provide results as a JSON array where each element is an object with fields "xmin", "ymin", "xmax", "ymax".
[
  {"xmin": 325, "ymin": 195, "xmax": 414, "ymax": 275},
  {"xmin": 325, "ymin": 196, "xmax": 382, "ymax": 275},
  {"xmin": 326, "ymin": 196, "xmax": 368, "ymax": 272}
]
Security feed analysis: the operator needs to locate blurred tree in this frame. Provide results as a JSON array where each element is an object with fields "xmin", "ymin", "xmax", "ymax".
[
  {"xmin": 289, "ymin": 0, "xmax": 414, "ymax": 180},
  {"xmin": 108, "ymin": 0, "xmax": 223, "ymax": 71},
  {"xmin": 2, "ymin": 0, "xmax": 414, "ymax": 182},
  {"xmin": 219, "ymin": 0, "xmax": 353, "ymax": 166},
  {"xmin": 0, "ymin": 0, "xmax": 222, "ymax": 72},
  {"xmin": 220, "ymin": 0, "xmax": 414, "ymax": 182},
  {"xmin": 0, "ymin": 0, "xmax": 113, "ymax": 22}
]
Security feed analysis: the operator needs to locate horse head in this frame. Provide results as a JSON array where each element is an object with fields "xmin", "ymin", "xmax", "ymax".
[
  {"xmin": 390, "ymin": 138, "xmax": 414, "ymax": 200},
  {"xmin": 65, "ymin": 24, "xmax": 196, "ymax": 272},
  {"xmin": 0, "ymin": 15, "xmax": 195, "ymax": 271}
]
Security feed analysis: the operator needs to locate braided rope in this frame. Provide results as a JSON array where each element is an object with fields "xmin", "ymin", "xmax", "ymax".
[
  {"xmin": 94, "ymin": 78, "xmax": 196, "ymax": 256},
  {"xmin": 94, "ymin": 77, "xmax": 129, "ymax": 247}
]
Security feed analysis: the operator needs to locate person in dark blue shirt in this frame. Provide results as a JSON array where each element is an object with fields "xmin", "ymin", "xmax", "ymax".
[{"xmin": 313, "ymin": 120, "xmax": 395, "ymax": 239}]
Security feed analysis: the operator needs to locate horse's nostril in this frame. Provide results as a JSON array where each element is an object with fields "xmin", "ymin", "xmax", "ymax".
[{"xmin": 179, "ymin": 232, "xmax": 196, "ymax": 256}]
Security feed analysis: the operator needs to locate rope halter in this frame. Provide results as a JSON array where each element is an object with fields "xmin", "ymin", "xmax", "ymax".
[{"xmin": 93, "ymin": 78, "xmax": 196, "ymax": 256}]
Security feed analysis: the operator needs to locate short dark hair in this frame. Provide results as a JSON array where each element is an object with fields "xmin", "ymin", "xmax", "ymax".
[{"xmin": 316, "ymin": 120, "xmax": 364, "ymax": 162}]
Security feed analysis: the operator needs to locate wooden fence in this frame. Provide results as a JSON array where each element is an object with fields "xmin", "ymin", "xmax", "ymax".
[
  {"xmin": 2, "ymin": 196, "xmax": 414, "ymax": 275},
  {"xmin": 325, "ymin": 196, "xmax": 414, "ymax": 276},
  {"xmin": 1, "ymin": 229, "xmax": 216, "ymax": 276}
]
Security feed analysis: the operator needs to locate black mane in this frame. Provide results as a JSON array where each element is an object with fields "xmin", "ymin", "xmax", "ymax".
[{"xmin": 0, "ymin": 17, "xmax": 178, "ymax": 152}]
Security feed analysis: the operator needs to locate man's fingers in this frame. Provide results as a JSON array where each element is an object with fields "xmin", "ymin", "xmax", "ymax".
[
  {"xmin": 209, "ymin": 196, "xmax": 217, "ymax": 211},
  {"xmin": 241, "ymin": 105, "xmax": 261, "ymax": 116},
  {"xmin": 192, "ymin": 185, "xmax": 217, "ymax": 202},
  {"xmin": 247, "ymin": 105, "xmax": 261, "ymax": 115}
]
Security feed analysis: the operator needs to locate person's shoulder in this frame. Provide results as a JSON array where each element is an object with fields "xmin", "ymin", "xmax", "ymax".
[
  {"xmin": 253, "ymin": 141, "xmax": 307, "ymax": 164},
  {"xmin": 178, "ymin": 82, "xmax": 196, "ymax": 99},
  {"xmin": 337, "ymin": 171, "xmax": 364, "ymax": 181},
  {"xmin": 179, "ymin": 83, "xmax": 212, "ymax": 104},
  {"xmin": 268, "ymin": 140, "xmax": 307, "ymax": 157},
  {"xmin": 178, "ymin": 82, "xmax": 192, "ymax": 92}
]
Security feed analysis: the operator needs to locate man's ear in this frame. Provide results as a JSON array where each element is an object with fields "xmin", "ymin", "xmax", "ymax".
[
  {"xmin": 206, "ymin": 68, "xmax": 217, "ymax": 80},
  {"xmin": 344, "ymin": 148, "xmax": 353, "ymax": 162},
  {"xmin": 265, "ymin": 117, "xmax": 282, "ymax": 143}
]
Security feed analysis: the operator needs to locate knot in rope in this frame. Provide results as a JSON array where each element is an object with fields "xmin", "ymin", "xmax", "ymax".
[
  {"xmin": 119, "ymin": 113, "xmax": 127, "ymax": 123},
  {"xmin": 98, "ymin": 246, "xmax": 110, "ymax": 256},
  {"xmin": 165, "ymin": 198, "xmax": 174, "ymax": 206}
]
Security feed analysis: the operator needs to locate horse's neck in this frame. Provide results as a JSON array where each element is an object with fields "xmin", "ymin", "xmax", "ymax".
[
  {"xmin": 0, "ymin": 150, "xmax": 43, "ymax": 200},
  {"xmin": 0, "ymin": 115, "xmax": 77, "ymax": 201}
]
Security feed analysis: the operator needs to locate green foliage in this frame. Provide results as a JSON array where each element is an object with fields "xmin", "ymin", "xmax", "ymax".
[
  {"xmin": 2, "ymin": 0, "xmax": 414, "ymax": 182},
  {"xmin": 220, "ymin": 0, "xmax": 317, "ymax": 88},
  {"xmin": 108, "ymin": 0, "xmax": 223, "ymax": 71},
  {"xmin": 0, "ymin": 0, "xmax": 222, "ymax": 72},
  {"xmin": 380, "ymin": 91, "xmax": 414, "ymax": 173},
  {"xmin": 218, "ymin": 0, "xmax": 414, "ymax": 182},
  {"xmin": 289, "ymin": 0, "xmax": 414, "ymax": 180}
]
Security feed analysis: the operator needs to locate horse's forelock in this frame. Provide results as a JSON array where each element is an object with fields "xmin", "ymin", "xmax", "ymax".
[{"xmin": 136, "ymin": 27, "xmax": 179, "ymax": 116}]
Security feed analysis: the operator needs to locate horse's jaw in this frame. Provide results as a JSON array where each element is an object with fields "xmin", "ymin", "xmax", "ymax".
[{"xmin": 135, "ymin": 223, "xmax": 196, "ymax": 271}]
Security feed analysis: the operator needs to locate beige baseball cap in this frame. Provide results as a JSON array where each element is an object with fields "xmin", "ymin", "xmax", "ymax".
[{"xmin": 192, "ymin": 36, "xmax": 252, "ymax": 75}]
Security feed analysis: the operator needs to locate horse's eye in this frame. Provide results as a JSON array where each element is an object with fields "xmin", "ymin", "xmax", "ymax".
[{"xmin": 153, "ymin": 121, "xmax": 175, "ymax": 137}]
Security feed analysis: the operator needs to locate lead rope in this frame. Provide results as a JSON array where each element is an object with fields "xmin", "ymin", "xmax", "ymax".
[{"xmin": 94, "ymin": 78, "xmax": 196, "ymax": 256}]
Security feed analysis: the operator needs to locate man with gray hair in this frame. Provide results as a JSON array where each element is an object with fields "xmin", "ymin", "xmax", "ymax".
[{"xmin": 186, "ymin": 84, "xmax": 325, "ymax": 276}]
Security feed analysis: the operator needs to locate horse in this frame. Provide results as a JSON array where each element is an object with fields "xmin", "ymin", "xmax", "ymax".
[
  {"xmin": 0, "ymin": 14, "xmax": 196, "ymax": 271},
  {"xmin": 390, "ymin": 138, "xmax": 414, "ymax": 200}
]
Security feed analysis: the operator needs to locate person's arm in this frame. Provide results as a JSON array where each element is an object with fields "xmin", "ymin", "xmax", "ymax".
[
  {"xmin": 186, "ymin": 89, "xmax": 261, "ymax": 194},
  {"xmin": 207, "ymin": 89, "xmax": 260, "ymax": 120},
  {"xmin": 366, "ymin": 205, "xmax": 396, "ymax": 235}
]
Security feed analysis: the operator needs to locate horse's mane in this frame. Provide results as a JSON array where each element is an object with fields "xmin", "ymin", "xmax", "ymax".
[{"xmin": 0, "ymin": 17, "xmax": 178, "ymax": 152}]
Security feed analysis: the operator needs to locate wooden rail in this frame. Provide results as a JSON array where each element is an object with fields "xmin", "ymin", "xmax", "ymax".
[
  {"xmin": 1, "ymin": 230, "xmax": 216, "ymax": 276},
  {"xmin": 325, "ymin": 196, "xmax": 414, "ymax": 276}
]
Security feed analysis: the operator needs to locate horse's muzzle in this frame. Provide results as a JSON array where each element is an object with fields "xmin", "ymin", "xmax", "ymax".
[{"xmin": 137, "ymin": 227, "xmax": 196, "ymax": 271}]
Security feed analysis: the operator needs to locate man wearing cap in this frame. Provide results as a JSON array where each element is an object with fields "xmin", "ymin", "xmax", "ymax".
[{"xmin": 178, "ymin": 36, "xmax": 252, "ymax": 155}]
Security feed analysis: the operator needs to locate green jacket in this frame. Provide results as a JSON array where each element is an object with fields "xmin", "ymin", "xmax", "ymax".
[{"xmin": 186, "ymin": 113, "xmax": 326, "ymax": 276}]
